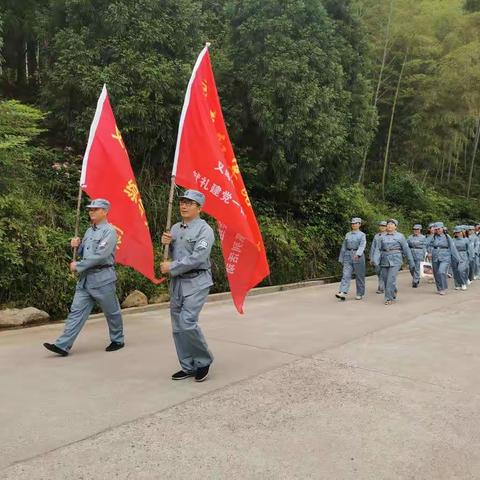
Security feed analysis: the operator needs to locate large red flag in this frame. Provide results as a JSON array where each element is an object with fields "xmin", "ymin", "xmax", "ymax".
[
  {"xmin": 173, "ymin": 45, "xmax": 269, "ymax": 313},
  {"xmin": 80, "ymin": 85, "xmax": 162, "ymax": 284}
]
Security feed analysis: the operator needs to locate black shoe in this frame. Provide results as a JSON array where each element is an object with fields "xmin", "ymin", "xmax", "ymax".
[
  {"xmin": 412, "ymin": 283, "xmax": 418, "ymax": 288},
  {"xmin": 195, "ymin": 365, "xmax": 210, "ymax": 382},
  {"xmin": 105, "ymin": 342, "xmax": 125, "ymax": 352},
  {"xmin": 172, "ymin": 370, "xmax": 194, "ymax": 380},
  {"xmin": 43, "ymin": 342, "xmax": 68, "ymax": 356}
]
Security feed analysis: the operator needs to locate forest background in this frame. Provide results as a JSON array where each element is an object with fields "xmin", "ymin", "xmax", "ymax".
[{"xmin": 1, "ymin": 0, "xmax": 480, "ymax": 318}]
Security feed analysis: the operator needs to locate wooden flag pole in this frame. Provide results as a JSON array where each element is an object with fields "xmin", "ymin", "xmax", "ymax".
[
  {"xmin": 163, "ymin": 175, "xmax": 176, "ymax": 261},
  {"xmin": 72, "ymin": 184, "xmax": 83, "ymax": 261}
]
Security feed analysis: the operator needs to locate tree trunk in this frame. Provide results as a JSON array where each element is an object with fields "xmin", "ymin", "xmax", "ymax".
[
  {"xmin": 381, "ymin": 49, "xmax": 407, "ymax": 199},
  {"xmin": 358, "ymin": 0, "xmax": 395, "ymax": 184},
  {"xmin": 467, "ymin": 116, "xmax": 480, "ymax": 198}
]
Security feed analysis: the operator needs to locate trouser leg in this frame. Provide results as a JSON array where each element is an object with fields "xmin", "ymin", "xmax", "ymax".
[
  {"xmin": 459, "ymin": 261, "xmax": 469, "ymax": 286},
  {"xmin": 437, "ymin": 260, "xmax": 450, "ymax": 290},
  {"xmin": 384, "ymin": 265, "xmax": 401, "ymax": 301},
  {"xmin": 171, "ymin": 286, "xmax": 213, "ymax": 373},
  {"xmin": 413, "ymin": 259, "xmax": 421, "ymax": 284},
  {"xmin": 92, "ymin": 282, "xmax": 124, "ymax": 344},
  {"xmin": 353, "ymin": 258, "xmax": 365, "ymax": 296},
  {"xmin": 340, "ymin": 261, "xmax": 353, "ymax": 294},
  {"xmin": 452, "ymin": 261, "xmax": 461, "ymax": 287},
  {"xmin": 55, "ymin": 285, "xmax": 95, "ymax": 351},
  {"xmin": 375, "ymin": 265, "xmax": 384, "ymax": 291},
  {"xmin": 432, "ymin": 260, "xmax": 442, "ymax": 291}
]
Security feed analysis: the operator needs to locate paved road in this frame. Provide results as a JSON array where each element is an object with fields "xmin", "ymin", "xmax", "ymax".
[{"xmin": 1, "ymin": 274, "xmax": 479, "ymax": 479}]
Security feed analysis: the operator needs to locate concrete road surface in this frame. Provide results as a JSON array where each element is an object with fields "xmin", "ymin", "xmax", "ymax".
[{"xmin": 1, "ymin": 274, "xmax": 479, "ymax": 479}]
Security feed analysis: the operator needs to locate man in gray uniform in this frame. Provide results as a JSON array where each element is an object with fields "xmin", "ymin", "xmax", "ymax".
[
  {"xmin": 427, "ymin": 222, "xmax": 460, "ymax": 295},
  {"xmin": 161, "ymin": 190, "xmax": 214, "ymax": 382},
  {"xmin": 372, "ymin": 219, "xmax": 415, "ymax": 305},
  {"xmin": 44, "ymin": 198, "xmax": 124, "ymax": 356},
  {"xmin": 370, "ymin": 220, "xmax": 387, "ymax": 294},
  {"xmin": 407, "ymin": 224, "xmax": 427, "ymax": 288},
  {"xmin": 336, "ymin": 217, "xmax": 366, "ymax": 301}
]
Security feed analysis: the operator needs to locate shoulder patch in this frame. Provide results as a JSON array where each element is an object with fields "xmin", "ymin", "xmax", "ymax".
[{"xmin": 198, "ymin": 240, "xmax": 208, "ymax": 249}]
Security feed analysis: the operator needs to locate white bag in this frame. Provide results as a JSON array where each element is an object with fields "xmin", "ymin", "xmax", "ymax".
[{"xmin": 420, "ymin": 260, "xmax": 433, "ymax": 279}]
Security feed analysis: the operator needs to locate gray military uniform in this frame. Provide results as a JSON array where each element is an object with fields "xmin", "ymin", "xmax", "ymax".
[
  {"xmin": 407, "ymin": 234, "xmax": 427, "ymax": 286},
  {"xmin": 372, "ymin": 232, "xmax": 414, "ymax": 302},
  {"xmin": 55, "ymin": 221, "xmax": 124, "ymax": 351},
  {"xmin": 370, "ymin": 232, "xmax": 385, "ymax": 292},
  {"xmin": 452, "ymin": 237, "xmax": 471, "ymax": 288},
  {"xmin": 169, "ymin": 217, "xmax": 214, "ymax": 373},
  {"xmin": 338, "ymin": 231, "xmax": 366, "ymax": 296},
  {"xmin": 427, "ymin": 234, "xmax": 460, "ymax": 292}
]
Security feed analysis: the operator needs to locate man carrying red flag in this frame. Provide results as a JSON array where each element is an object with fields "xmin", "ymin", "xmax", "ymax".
[
  {"xmin": 44, "ymin": 198, "xmax": 124, "ymax": 356},
  {"xmin": 161, "ymin": 190, "xmax": 214, "ymax": 382}
]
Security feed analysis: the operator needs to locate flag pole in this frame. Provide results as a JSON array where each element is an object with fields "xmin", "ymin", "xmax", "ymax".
[
  {"xmin": 163, "ymin": 175, "xmax": 176, "ymax": 260},
  {"xmin": 72, "ymin": 184, "xmax": 83, "ymax": 261}
]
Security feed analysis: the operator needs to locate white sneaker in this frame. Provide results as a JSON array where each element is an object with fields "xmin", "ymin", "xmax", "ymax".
[
  {"xmin": 467, "ymin": 280, "xmax": 472, "ymax": 285},
  {"xmin": 461, "ymin": 285, "xmax": 467, "ymax": 290},
  {"xmin": 438, "ymin": 290, "xmax": 447, "ymax": 296},
  {"xmin": 355, "ymin": 295, "xmax": 363, "ymax": 300},
  {"xmin": 454, "ymin": 287, "xmax": 460, "ymax": 290}
]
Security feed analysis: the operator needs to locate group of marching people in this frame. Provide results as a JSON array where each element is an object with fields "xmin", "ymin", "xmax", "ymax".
[{"xmin": 336, "ymin": 218, "xmax": 480, "ymax": 306}]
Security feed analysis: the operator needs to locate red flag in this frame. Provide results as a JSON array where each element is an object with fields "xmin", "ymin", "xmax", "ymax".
[
  {"xmin": 80, "ymin": 85, "xmax": 163, "ymax": 284},
  {"xmin": 173, "ymin": 46, "xmax": 270, "ymax": 313}
]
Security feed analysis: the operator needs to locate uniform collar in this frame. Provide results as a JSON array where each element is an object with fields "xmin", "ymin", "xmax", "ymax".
[
  {"xmin": 92, "ymin": 220, "xmax": 108, "ymax": 231},
  {"xmin": 180, "ymin": 216, "xmax": 201, "ymax": 229}
]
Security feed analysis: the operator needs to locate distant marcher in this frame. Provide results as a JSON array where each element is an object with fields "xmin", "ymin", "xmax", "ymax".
[
  {"xmin": 407, "ymin": 224, "xmax": 427, "ymax": 288},
  {"xmin": 452, "ymin": 226, "xmax": 471, "ymax": 291},
  {"xmin": 372, "ymin": 219, "xmax": 415, "ymax": 305},
  {"xmin": 466, "ymin": 226, "xmax": 478, "ymax": 282},
  {"xmin": 43, "ymin": 199, "xmax": 124, "ymax": 356},
  {"xmin": 160, "ymin": 190, "xmax": 214, "ymax": 382},
  {"xmin": 370, "ymin": 221, "xmax": 387, "ymax": 294},
  {"xmin": 336, "ymin": 218, "xmax": 366, "ymax": 301},
  {"xmin": 427, "ymin": 222, "xmax": 460, "ymax": 295}
]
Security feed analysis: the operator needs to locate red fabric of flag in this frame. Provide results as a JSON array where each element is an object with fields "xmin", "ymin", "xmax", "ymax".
[
  {"xmin": 173, "ymin": 46, "xmax": 269, "ymax": 313},
  {"xmin": 80, "ymin": 85, "xmax": 163, "ymax": 284}
]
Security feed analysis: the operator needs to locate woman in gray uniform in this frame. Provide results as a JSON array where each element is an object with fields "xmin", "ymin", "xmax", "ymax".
[
  {"xmin": 427, "ymin": 222, "xmax": 460, "ymax": 295},
  {"xmin": 372, "ymin": 219, "xmax": 415, "ymax": 305},
  {"xmin": 452, "ymin": 226, "xmax": 471, "ymax": 291},
  {"xmin": 336, "ymin": 217, "xmax": 366, "ymax": 301},
  {"xmin": 407, "ymin": 224, "xmax": 427, "ymax": 288}
]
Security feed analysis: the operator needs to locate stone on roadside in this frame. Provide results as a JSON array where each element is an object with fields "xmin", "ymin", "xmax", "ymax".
[
  {"xmin": 121, "ymin": 290, "xmax": 148, "ymax": 308},
  {"xmin": 149, "ymin": 293, "xmax": 170, "ymax": 304},
  {"xmin": 0, "ymin": 307, "xmax": 50, "ymax": 327}
]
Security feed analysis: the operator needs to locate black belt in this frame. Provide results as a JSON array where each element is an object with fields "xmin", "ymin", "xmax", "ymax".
[
  {"xmin": 347, "ymin": 248, "xmax": 359, "ymax": 251},
  {"xmin": 457, "ymin": 249, "xmax": 467, "ymax": 252},
  {"xmin": 179, "ymin": 269, "xmax": 207, "ymax": 278},
  {"xmin": 88, "ymin": 264, "xmax": 114, "ymax": 271},
  {"xmin": 434, "ymin": 247, "xmax": 449, "ymax": 249}
]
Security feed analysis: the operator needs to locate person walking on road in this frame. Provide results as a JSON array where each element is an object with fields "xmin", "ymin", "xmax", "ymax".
[
  {"xmin": 452, "ymin": 226, "xmax": 471, "ymax": 291},
  {"xmin": 427, "ymin": 222, "xmax": 460, "ymax": 295},
  {"xmin": 43, "ymin": 199, "xmax": 124, "ymax": 356},
  {"xmin": 407, "ymin": 224, "xmax": 427, "ymax": 288},
  {"xmin": 370, "ymin": 221, "xmax": 387, "ymax": 294},
  {"xmin": 336, "ymin": 218, "xmax": 367, "ymax": 301},
  {"xmin": 372, "ymin": 219, "xmax": 415, "ymax": 306},
  {"xmin": 160, "ymin": 190, "xmax": 214, "ymax": 383}
]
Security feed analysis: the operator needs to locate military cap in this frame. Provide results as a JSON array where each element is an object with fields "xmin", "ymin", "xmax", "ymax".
[
  {"xmin": 378, "ymin": 220, "xmax": 387, "ymax": 226},
  {"xmin": 434, "ymin": 222, "xmax": 444, "ymax": 229},
  {"xmin": 467, "ymin": 225, "xmax": 475, "ymax": 231},
  {"xmin": 453, "ymin": 226, "xmax": 463, "ymax": 233},
  {"xmin": 428, "ymin": 223, "xmax": 435, "ymax": 228},
  {"xmin": 386, "ymin": 218, "xmax": 398, "ymax": 226},
  {"xmin": 86, "ymin": 198, "xmax": 110, "ymax": 211},
  {"xmin": 413, "ymin": 224, "xmax": 422, "ymax": 230},
  {"xmin": 351, "ymin": 217, "xmax": 362, "ymax": 224},
  {"xmin": 179, "ymin": 189, "xmax": 205, "ymax": 207}
]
